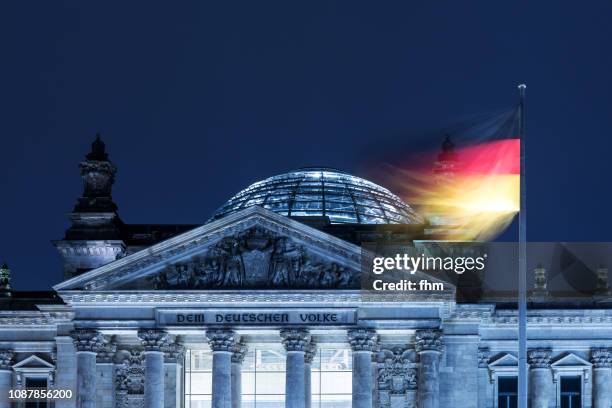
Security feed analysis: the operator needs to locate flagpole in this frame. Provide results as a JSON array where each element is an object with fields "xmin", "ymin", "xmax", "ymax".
[{"xmin": 517, "ymin": 83, "xmax": 527, "ymax": 408}]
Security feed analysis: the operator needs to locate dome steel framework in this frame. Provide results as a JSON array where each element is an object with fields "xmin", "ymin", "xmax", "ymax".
[{"xmin": 210, "ymin": 167, "xmax": 422, "ymax": 224}]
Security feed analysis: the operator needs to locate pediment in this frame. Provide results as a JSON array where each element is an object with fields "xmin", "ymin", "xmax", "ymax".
[
  {"xmin": 488, "ymin": 353, "xmax": 518, "ymax": 368},
  {"xmin": 13, "ymin": 355, "xmax": 54, "ymax": 369},
  {"xmin": 551, "ymin": 352, "xmax": 591, "ymax": 368},
  {"xmin": 54, "ymin": 207, "xmax": 368, "ymax": 291}
]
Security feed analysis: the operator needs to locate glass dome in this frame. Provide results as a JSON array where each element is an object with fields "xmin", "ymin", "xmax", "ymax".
[{"xmin": 210, "ymin": 167, "xmax": 422, "ymax": 224}]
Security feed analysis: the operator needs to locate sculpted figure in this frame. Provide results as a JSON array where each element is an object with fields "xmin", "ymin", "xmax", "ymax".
[{"xmin": 222, "ymin": 240, "xmax": 245, "ymax": 287}]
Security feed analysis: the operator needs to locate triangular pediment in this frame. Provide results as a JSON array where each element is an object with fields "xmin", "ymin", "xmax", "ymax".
[
  {"xmin": 54, "ymin": 207, "xmax": 454, "ymax": 294},
  {"xmin": 54, "ymin": 207, "xmax": 356, "ymax": 291},
  {"xmin": 551, "ymin": 352, "xmax": 591, "ymax": 368},
  {"xmin": 488, "ymin": 353, "xmax": 518, "ymax": 367},
  {"xmin": 13, "ymin": 355, "xmax": 54, "ymax": 369}
]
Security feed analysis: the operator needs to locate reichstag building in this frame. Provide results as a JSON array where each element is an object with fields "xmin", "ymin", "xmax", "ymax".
[{"xmin": 1, "ymin": 136, "xmax": 611, "ymax": 408}]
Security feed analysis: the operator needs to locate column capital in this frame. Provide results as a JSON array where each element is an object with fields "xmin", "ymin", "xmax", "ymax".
[
  {"xmin": 347, "ymin": 328, "xmax": 377, "ymax": 352},
  {"xmin": 231, "ymin": 342, "xmax": 248, "ymax": 364},
  {"xmin": 281, "ymin": 328, "xmax": 311, "ymax": 352},
  {"xmin": 71, "ymin": 328, "xmax": 109, "ymax": 353},
  {"xmin": 0, "ymin": 350, "xmax": 14, "ymax": 370},
  {"xmin": 528, "ymin": 348, "xmax": 552, "ymax": 368},
  {"xmin": 477, "ymin": 347, "xmax": 490, "ymax": 368},
  {"xmin": 304, "ymin": 342, "xmax": 317, "ymax": 364},
  {"xmin": 415, "ymin": 329, "xmax": 444, "ymax": 353},
  {"xmin": 164, "ymin": 342, "xmax": 186, "ymax": 363},
  {"xmin": 206, "ymin": 329, "xmax": 237, "ymax": 352},
  {"xmin": 138, "ymin": 329, "xmax": 173, "ymax": 352},
  {"xmin": 96, "ymin": 338, "xmax": 117, "ymax": 363},
  {"xmin": 591, "ymin": 348, "xmax": 612, "ymax": 368}
]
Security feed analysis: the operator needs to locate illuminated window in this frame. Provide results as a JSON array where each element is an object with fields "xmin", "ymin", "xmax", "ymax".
[
  {"xmin": 560, "ymin": 376, "xmax": 581, "ymax": 408},
  {"xmin": 311, "ymin": 349, "xmax": 352, "ymax": 408},
  {"xmin": 242, "ymin": 349, "xmax": 286, "ymax": 408},
  {"xmin": 497, "ymin": 376, "xmax": 517, "ymax": 408},
  {"xmin": 185, "ymin": 350, "xmax": 213, "ymax": 408},
  {"xmin": 185, "ymin": 348, "xmax": 352, "ymax": 408}
]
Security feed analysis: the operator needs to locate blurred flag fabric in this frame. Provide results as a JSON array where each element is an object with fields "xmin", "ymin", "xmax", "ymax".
[{"xmin": 378, "ymin": 108, "xmax": 520, "ymax": 241}]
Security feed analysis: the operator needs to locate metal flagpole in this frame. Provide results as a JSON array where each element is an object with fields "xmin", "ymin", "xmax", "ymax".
[{"xmin": 517, "ymin": 83, "xmax": 527, "ymax": 408}]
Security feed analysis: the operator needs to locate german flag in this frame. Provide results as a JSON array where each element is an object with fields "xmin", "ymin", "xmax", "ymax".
[{"xmin": 386, "ymin": 108, "xmax": 520, "ymax": 241}]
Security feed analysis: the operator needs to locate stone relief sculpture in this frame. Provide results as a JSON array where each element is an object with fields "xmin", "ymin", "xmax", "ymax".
[
  {"xmin": 115, "ymin": 349, "xmax": 145, "ymax": 408},
  {"xmin": 376, "ymin": 347, "xmax": 417, "ymax": 408},
  {"xmin": 150, "ymin": 227, "xmax": 357, "ymax": 289}
]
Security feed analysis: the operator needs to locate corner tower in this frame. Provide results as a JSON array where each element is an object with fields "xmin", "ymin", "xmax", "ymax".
[{"xmin": 54, "ymin": 135, "xmax": 126, "ymax": 279}]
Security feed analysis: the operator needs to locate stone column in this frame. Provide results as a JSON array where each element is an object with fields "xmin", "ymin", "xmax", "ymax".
[
  {"xmin": 347, "ymin": 329, "xmax": 377, "ymax": 408},
  {"xmin": 207, "ymin": 329, "xmax": 236, "ymax": 408},
  {"xmin": 96, "ymin": 341, "xmax": 117, "ymax": 408},
  {"xmin": 231, "ymin": 342, "xmax": 247, "ymax": 408},
  {"xmin": 281, "ymin": 328, "xmax": 311, "ymax": 408},
  {"xmin": 415, "ymin": 329, "xmax": 443, "ymax": 408},
  {"xmin": 591, "ymin": 348, "xmax": 612, "ymax": 408},
  {"xmin": 55, "ymin": 336, "xmax": 78, "ymax": 408},
  {"xmin": 139, "ymin": 329, "xmax": 172, "ymax": 408},
  {"xmin": 304, "ymin": 343, "xmax": 317, "ymax": 408},
  {"xmin": 0, "ymin": 351, "xmax": 14, "ymax": 408},
  {"xmin": 477, "ymin": 347, "xmax": 491, "ymax": 408},
  {"xmin": 72, "ymin": 329, "xmax": 109, "ymax": 408},
  {"xmin": 164, "ymin": 343, "xmax": 186, "ymax": 408},
  {"xmin": 527, "ymin": 349, "xmax": 552, "ymax": 408}
]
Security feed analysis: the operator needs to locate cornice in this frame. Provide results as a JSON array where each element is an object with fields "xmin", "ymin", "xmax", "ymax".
[
  {"xmin": 56, "ymin": 290, "xmax": 456, "ymax": 306},
  {"xmin": 0, "ymin": 310, "xmax": 74, "ymax": 326}
]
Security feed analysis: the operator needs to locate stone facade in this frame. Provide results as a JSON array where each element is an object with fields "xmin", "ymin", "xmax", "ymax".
[{"xmin": 0, "ymin": 140, "xmax": 611, "ymax": 408}]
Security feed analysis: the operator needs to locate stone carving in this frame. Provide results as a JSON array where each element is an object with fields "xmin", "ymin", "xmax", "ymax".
[
  {"xmin": 231, "ymin": 342, "xmax": 248, "ymax": 364},
  {"xmin": 164, "ymin": 342, "xmax": 185, "ymax": 363},
  {"xmin": 591, "ymin": 348, "xmax": 612, "ymax": 368},
  {"xmin": 97, "ymin": 338, "xmax": 117, "ymax": 363},
  {"xmin": 377, "ymin": 347, "xmax": 417, "ymax": 395},
  {"xmin": 71, "ymin": 329, "xmax": 110, "ymax": 353},
  {"xmin": 280, "ymin": 328, "xmax": 311, "ymax": 352},
  {"xmin": 348, "ymin": 329, "xmax": 378, "ymax": 352},
  {"xmin": 0, "ymin": 350, "xmax": 14, "ymax": 370},
  {"xmin": 478, "ymin": 347, "xmax": 490, "ymax": 368},
  {"xmin": 137, "ymin": 329, "xmax": 173, "ymax": 352},
  {"xmin": 528, "ymin": 349, "xmax": 552, "ymax": 368},
  {"xmin": 115, "ymin": 348, "xmax": 145, "ymax": 408},
  {"xmin": 304, "ymin": 342, "xmax": 317, "ymax": 364},
  {"xmin": 206, "ymin": 329, "xmax": 237, "ymax": 352},
  {"xmin": 149, "ymin": 227, "xmax": 356, "ymax": 290},
  {"xmin": 415, "ymin": 329, "xmax": 444, "ymax": 353}
]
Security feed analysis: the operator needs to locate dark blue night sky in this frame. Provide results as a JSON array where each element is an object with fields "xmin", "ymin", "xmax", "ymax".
[{"xmin": 1, "ymin": 1, "xmax": 611, "ymax": 290}]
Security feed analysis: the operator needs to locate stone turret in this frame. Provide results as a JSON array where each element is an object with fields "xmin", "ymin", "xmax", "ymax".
[
  {"xmin": 432, "ymin": 135, "xmax": 460, "ymax": 185},
  {"xmin": 0, "ymin": 263, "xmax": 11, "ymax": 297},
  {"xmin": 596, "ymin": 265, "xmax": 611, "ymax": 296},
  {"xmin": 74, "ymin": 134, "xmax": 118, "ymax": 213},
  {"xmin": 53, "ymin": 135, "xmax": 126, "ymax": 279}
]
